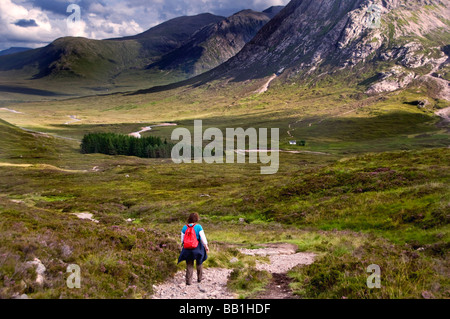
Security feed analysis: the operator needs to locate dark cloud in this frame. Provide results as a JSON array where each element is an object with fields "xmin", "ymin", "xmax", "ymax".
[
  {"xmin": 23, "ymin": 0, "xmax": 99, "ymax": 16},
  {"xmin": 23, "ymin": 0, "xmax": 68, "ymax": 15},
  {"xmin": 13, "ymin": 19, "xmax": 39, "ymax": 27}
]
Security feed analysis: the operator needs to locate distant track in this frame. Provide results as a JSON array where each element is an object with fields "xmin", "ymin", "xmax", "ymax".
[
  {"xmin": 0, "ymin": 107, "xmax": 23, "ymax": 114},
  {"xmin": 19, "ymin": 126, "xmax": 79, "ymax": 141},
  {"xmin": 64, "ymin": 115, "xmax": 82, "ymax": 125},
  {"xmin": 256, "ymin": 74, "xmax": 278, "ymax": 94},
  {"xmin": 235, "ymin": 149, "xmax": 330, "ymax": 156},
  {"xmin": 128, "ymin": 123, "xmax": 177, "ymax": 138}
]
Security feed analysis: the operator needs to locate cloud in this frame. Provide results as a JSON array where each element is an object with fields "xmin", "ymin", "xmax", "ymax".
[
  {"xmin": 0, "ymin": 0, "xmax": 60, "ymax": 49},
  {"xmin": 13, "ymin": 18, "xmax": 39, "ymax": 27},
  {"xmin": 0, "ymin": 0, "xmax": 290, "ymax": 50}
]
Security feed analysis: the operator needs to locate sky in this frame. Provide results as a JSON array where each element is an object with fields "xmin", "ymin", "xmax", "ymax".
[{"xmin": 0, "ymin": 0, "xmax": 290, "ymax": 51}]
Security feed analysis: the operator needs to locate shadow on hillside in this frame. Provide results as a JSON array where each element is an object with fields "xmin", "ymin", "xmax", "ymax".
[{"xmin": 0, "ymin": 85, "xmax": 71, "ymax": 97}]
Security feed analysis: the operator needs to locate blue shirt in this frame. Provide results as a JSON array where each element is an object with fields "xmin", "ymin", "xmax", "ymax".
[{"xmin": 182, "ymin": 224, "xmax": 203, "ymax": 240}]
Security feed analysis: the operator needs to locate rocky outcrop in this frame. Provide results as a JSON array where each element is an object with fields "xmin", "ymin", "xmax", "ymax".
[
  {"xmin": 212, "ymin": 0, "xmax": 449, "ymax": 85},
  {"xmin": 368, "ymin": 42, "xmax": 449, "ymax": 95},
  {"xmin": 366, "ymin": 66, "xmax": 417, "ymax": 94},
  {"xmin": 26, "ymin": 258, "xmax": 46, "ymax": 286}
]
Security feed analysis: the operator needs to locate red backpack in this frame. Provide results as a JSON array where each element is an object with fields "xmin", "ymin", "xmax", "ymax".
[{"xmin": 183, "ymin": 224, "xmax": 199, "ymax": 249}]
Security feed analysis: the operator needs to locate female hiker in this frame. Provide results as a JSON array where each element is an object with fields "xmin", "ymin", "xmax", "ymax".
[{"xmin": 178, "ymin": 213, "xmax": 209, "ymax": 285}]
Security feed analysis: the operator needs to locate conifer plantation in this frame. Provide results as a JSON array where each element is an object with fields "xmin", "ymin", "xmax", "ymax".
[{"xmin": 81, "ymin": 133, "xmax": 174, "ymax": 158}]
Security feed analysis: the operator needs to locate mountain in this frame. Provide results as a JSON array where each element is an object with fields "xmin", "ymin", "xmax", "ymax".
[
  {"xmin": 0, "ymin": 6, "xmax": 286, "ymax": 96},
  {"xmin": 0, "ymin": 13, "xmax": 224, "ymax": 82},
  {"xmin": 262, "ymin": 6, "xmax": 285, "ymax": 18},
  {"xmin": 108, "ymin": 13, "xmax": 225, "ymax": 56},
  {"xmin": 146, "ymin": 9, "xmax": 276, "ymax": 78},
  {"xmin": 0, "ymin": 47, "xmax": 32, "ymax": 57},
  {"xmin": 202, "ymin": 0, "xmax": 449, "ymax": 98},
  {"xmin": 0, "ymin": 37, "xmax": 145, "ymax": 80}
]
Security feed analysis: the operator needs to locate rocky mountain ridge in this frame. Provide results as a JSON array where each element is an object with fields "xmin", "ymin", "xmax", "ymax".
[{"xmin": 211, "ymin": 0, "xmax": 449, "ymax": 98}]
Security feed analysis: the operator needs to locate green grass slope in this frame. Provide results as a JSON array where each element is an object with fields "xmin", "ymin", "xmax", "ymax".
[{"xmin": 0, "ymin": 118, "xmax": 58, "ymax": 161}]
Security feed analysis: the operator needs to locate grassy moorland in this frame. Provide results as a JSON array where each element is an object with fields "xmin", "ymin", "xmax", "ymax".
[{"xmin": 0, "ymin": 77, "xmax": 449, "ymax": 299}]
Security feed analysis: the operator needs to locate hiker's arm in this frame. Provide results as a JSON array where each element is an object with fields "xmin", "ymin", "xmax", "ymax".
[
  {"xmin": 199, "ymin": 230, "xmax": 209, "ymax": 251},
  {"xmin": 180, "ymin": 232, "xmax": 184, "ymax": 246}
]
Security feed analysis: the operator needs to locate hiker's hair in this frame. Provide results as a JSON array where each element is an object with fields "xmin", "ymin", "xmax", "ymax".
[{"xmin": 187, "ymin": 213, "xmax": 199, "ymax": 224}]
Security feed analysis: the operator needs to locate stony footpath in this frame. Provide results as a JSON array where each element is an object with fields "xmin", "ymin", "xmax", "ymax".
[
  {"xmin": 152, "ymin": 243, "xmax": 316, "ymax": 299},
  {"xmin": 152, "ymin": 267, "xmax": 236, "ymax": 299}
]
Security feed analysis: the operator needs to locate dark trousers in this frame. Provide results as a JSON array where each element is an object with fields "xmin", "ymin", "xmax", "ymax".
[{"xmin": 186, "ymin": 260, "xmax": 203, "ymax": 285}]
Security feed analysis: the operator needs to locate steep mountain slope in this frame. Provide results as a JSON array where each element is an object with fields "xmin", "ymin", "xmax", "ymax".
[
  {"xmin": 262, "ymin": 6, "xmax": 285, "ymax": 18},
  {"xmin": 147, "ymin": 10, "xmax": 275, "ymax": 77},
  {"xmin": 0, "ymin": 47, "xmax": 32, "ymax": 57},
  {"xmin": 204, "ymin": 0, "xmax": 449, "ymax": 98},
  {"xmin": 0, "ymin": 13, "xmax": 224, "ymax": 82},
  {"xmin": 109, "ymin": 13, "xmax": 225, "ymax": 56}
]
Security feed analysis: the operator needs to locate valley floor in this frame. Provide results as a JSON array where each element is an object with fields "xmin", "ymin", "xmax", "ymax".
[{"xmin": 0, "ymin": 79, "xmax": 449, "ymax": 299}]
